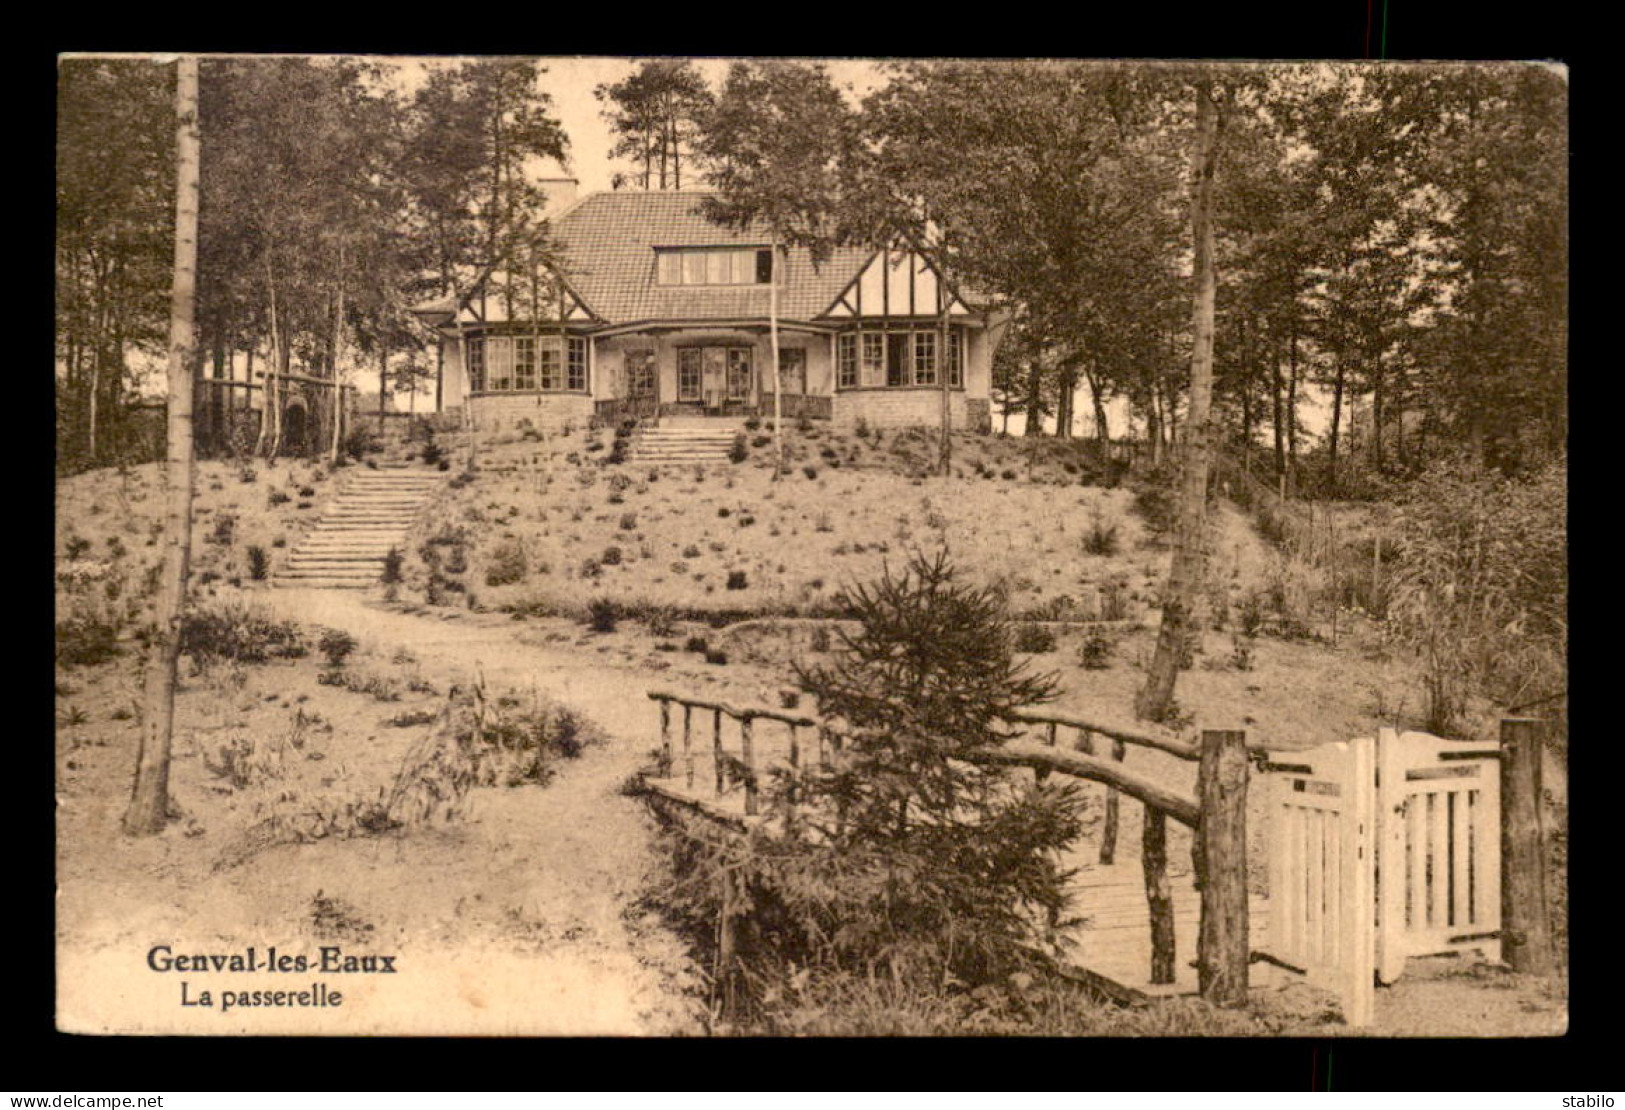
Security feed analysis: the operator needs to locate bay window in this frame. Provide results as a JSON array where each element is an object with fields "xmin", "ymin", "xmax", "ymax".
[
  {"xmin": 832, "ymin": 327, "xmax": 965, "ymax": 389},
  {"xmin": 468, "ymin": 335, "xmax": 589, "ymax": 393}
]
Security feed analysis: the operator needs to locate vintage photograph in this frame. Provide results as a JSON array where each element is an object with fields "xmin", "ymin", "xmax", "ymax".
[{"xmin": 55, "ymin": 55, "xmax": 1567, "ymax": 1036}]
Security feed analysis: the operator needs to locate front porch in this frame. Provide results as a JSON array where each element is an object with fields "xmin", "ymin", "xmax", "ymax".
[{"xmin": 594, "ymin": 393, "xmax": 831, "ymax": 426}]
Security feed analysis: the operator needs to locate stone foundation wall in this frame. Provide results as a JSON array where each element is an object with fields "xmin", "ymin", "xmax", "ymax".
[
  {"xmin": 467, "ymin": 392, "xmax": 594, "ymax": 434},
  {"xmin": 832, "ymin": 389, "xmax": 970, "ymax": 431}
]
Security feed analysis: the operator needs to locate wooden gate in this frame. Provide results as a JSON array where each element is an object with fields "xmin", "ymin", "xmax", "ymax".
[
  {"xmin": 1374, "ymin": 727, "xmax": 1502, "ymax": 982},
  {"xmin": 1261, "ymin": 728, "xmax": 1503, "ymax": 1026},
  {"xmin": 1263, "ymin": 735, "xmax": 1377, "ymax": 1025}
]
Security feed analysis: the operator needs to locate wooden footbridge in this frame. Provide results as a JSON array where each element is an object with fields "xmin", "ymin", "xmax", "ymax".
[{"xmin": 637, "ymin": 688, "xmax": 1543, "ymax": 1024}]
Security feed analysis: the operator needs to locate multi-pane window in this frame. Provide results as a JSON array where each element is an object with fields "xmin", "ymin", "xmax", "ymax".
[
  {"xmin": 837, "ymin": 334, "xmax": 858, "ymax": 389},
  {"xmin": 467, "ymin": 335, "xmax": 588, "ymax": 392},
  {"xmin": 913, "ymin": 331, "xmax": 938, "ymax": 386},
  {"xmin": 885, "ymin": 333, "xmax": 910, "ymax": 386},
  {"xmin": 539, "ymin": 339, "xmax": 563, "ymax": 390},
  {"xmin": 727, "ymin": 349, "xmax": 752, "ymax": 401},
  {"xmin": 861, "ymin": 333, "xmax": 885, "ymax": 387},
  {"xmin": 656, "ymin": 248, "xmax": 771, "ymax": 286},
  {"xmin": 626, "ymin": 350, "xmax": 656, "ymax": 398},
  {"xmin": 488, "ymin": 338, "xmax": 514, "ymax": 391},
  {"xmin": 677, "ymin": 349, "xmax": 703, "ymax": 401},
  {"xmin": 833, "ymin": 329, "xmax": 962, "ymax": 390},
  {"xmin": 514, "ymin": 337, "xmax": 536, "ymax": 390},
  {"xmin": 776, "ymin": 348, "xmax": 806, "ymax": 394},
  {"xmin": 466, "ymin": 336, "xmax": 486, "ymax": 392},
  {"xmin": 567, "ymin": 337, "xmax": 587, "ymax": 391}
]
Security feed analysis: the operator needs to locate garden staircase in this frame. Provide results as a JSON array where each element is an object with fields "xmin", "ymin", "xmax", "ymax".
[
  {"xmin": 273, "ymin": 464, "xmax": 445, "ymax": 589},
  {"xmin": 629, "ymin": 421, "xmax": 740, "ymax": 466}
]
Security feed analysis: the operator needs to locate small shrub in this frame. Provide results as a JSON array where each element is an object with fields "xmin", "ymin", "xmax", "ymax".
[
  {"xmin": 619, "ymin": 511, "xmax": 638, "ymax": 531},
  {"xmin": 247, "ymin": 545, "xmax": 270, "ymax": 581},
  {"xmin": 484, "ymin": 539, "xmax": 528, "ymax": 587},
  {"xmin": 180, "ymin": 605, "xmax": 306, "ymax": 669},
  {"xmin": 683, "ymin": 635, "xmax": 710, "ymax": 654},
  {"xmin": 318, "ymin": 628, "xmax": 359, "ymax": 668},
  {"xmin": 1082, "ymin": 505, "xmax": 1120, "ymax": 556},
  {"xmin": 704, "ymin": 648, "xmax": 729, "ymax": 665},
  {"xmin": 268, "ymin": 488, "xmax": 291, "ymax": 507},
  {"xmin": 601, "ymin": 546, "xmax": 624, "ymax": 567},
  {"xmin": 587, "ymin": 597, "xmax": 619, "ymax": 633},
  {"xmin": 726, "ymin": 570, "xmax": 748, "ymax": 591},
  {"xmin": 810, "ymin": 625, "xmax": 832, "ymax": 652},
  {"xmin": 384, "ymin": 708, "xmax": 439, "ymax": 728},
  {"xmin": 729, "ymin": 434, "xmax": 748, "ymax": 464},
  {"xmin": 1229, "ymin": 634, "xmax": 1256, "ymax": 672},
  {"xmin": 1014, "ymin": 624, "xmax": 1057, "ymax": 653},
  {"xmin": 381, "ymin": 547, "xmax": 405, "ymax": 587},
  {"xmin": 682, "ymin": 544, "xmax": 702, "ymax": 559},
  {"xmin": 803, "ymin": 465, "xmax": 818, "ymax": 480},
  {"xmin": 56, "ymin": 617, "xmax": 122, "ymax": 669},
  {"xmin": 343, "ymin": 427, "xmax": 379, "ymax": 460},
  {"xmin": 1079, "ymin": 628, "xmax": 1114, "ymax": 670},
  {"xmin": 744, "ymin": 416, "xmax": 762, "ymax": 431},
  {"xmin": 209, "ymin": 514, "xmax": 238, "ymax": 547}
]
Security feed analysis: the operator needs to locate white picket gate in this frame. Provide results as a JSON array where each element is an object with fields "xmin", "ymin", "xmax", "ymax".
[{"xmin": 1260, "ymin": 727, "xmax": 1502, "ymax": 1026}]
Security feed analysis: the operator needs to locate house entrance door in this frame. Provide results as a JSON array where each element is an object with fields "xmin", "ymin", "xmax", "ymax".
[{"xmin": 701, "ymin": 348, "xmax": 727, "ymax": 410}]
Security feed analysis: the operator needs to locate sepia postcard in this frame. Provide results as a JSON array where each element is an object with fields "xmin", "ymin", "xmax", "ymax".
[{"xmin": 55, "ymin": 54, "xmax": 1567, "ymax": 1036}]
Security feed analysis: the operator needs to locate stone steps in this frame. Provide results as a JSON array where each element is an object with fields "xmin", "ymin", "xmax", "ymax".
[
  {"xmin": 273, "ymin": 468, "xmax": 445, "ymax": 589},
  {"xmin": 629, "ymin": 425, "xmax": 741, "ymax": 465}
]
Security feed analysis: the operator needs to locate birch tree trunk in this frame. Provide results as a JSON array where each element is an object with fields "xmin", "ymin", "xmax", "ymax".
[
  {"xmin": 938, "ymin": 281, "xmax": 951, "ymax": 474},
  {"xmin": 770, "ymin": 236, "xmax": 783, "ymax": 478},
  {"xmin": 125, "ymin": 55, "xmax": 200, "ymax": 835},
  {"xmin": 1137, "ymin": 80, "xmax": 1224, "ymax": 725},
  {"xmin": 329, "ymin": 243, "xmax": 346, "ymax": 465}
]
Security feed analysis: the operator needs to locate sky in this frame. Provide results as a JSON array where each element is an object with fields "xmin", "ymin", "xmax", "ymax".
[{"xmin": 382, "ymin": 56, "xmax": 888, "ymax": 197}]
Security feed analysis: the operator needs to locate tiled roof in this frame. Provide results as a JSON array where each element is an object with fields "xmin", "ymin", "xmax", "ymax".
[{"xmin": 550, "ymin": 191, "xmax": 879, "ymax": 325}]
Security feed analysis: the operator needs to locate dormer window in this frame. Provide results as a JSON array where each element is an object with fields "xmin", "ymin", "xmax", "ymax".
[{"xmin": 656, "ymin": 247, "xmax": 772, "ymax": 286}]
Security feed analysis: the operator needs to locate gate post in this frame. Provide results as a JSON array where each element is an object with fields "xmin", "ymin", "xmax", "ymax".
[
  {"xmin": 1197, "ymin": 729, "xmax": 1250, "ymax": 1005},
  {"xmin": 1501, "ymin": 718, "xmax": 1555, "ymax": 975}
]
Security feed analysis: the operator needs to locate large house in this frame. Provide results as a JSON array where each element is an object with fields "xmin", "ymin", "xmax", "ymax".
[{"xmin": 413, "ymin": 187, "xmax": 1006, "ymax": 434}]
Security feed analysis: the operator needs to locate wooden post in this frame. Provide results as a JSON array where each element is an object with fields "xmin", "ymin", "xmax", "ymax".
[
  {"xmin": 1501, "ymin": 718, "xmax": 1555, "ymax": 975},
  {"xmin": 1036, "ymin": 720, "xmax": 1056, "ymax": 784},
  {"xmin": 741, "ymin": 715, "xmax": 759, "ymax": 817},
  {"xmin": 658, "ymin": 699, "xmax": 672, "ymax": 777},
  {"xmin": 787, "ymin": 723, "xmax": 801, "ymax": 833},
  {"xmin": 1197, "ymin": 728, "xmax": 1250, "ymax": 1005},
  {"xmin": 1101, "ymin": 738, "xmax": 1126, "ymax": 865},
  {"xmin": 683, "ymin": 704, "xmax": 694, "ymax": 790},
  {"xmin": 1143, "ymin": 806, "xmax": 1176, "ymax": 984},
  {"xmin": 713, "ymin": 708, "xmax": 725, "ymax": 797}
]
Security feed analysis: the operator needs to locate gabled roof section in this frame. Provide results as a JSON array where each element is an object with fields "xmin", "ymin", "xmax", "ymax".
[
  {"xmin": 820, "ymin": 247, "xmax": 974, "ymax": 320},
  {"xmin": 550, "ymin": 191, "xmax": 874, "ymax": 324}
]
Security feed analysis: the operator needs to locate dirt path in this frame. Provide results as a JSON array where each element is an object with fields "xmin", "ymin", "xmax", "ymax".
[{"xmin": 254, "ymin": 588, "xmax": 707, "ymax": 1035}]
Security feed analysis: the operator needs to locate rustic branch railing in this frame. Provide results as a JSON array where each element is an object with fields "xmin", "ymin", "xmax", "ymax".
[
  {"xmin": 642, "ymin": 690, "xmax": 1250, "ymax": 998},
  {"xmin": 647, "ymin": 690, "xmax": 816, "ymax": 819}
]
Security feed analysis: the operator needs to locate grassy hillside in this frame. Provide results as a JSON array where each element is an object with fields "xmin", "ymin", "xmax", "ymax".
[{"xmin": 399, "ymin": 422, "xmax": 1236, "ymax": 622}]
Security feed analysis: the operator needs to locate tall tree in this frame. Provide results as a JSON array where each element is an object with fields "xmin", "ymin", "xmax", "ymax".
[
  {"xmin": 403, "ymin": 59, "xmax": 570, "ymax": 447},
  {"xmin": 124, "ymin": 56, "xmax": 199, "ymax": 836},
  {"xmin": 1136, "ymin": 79, "xmax": 1226, "ymax": 725},
  {"xmin": 596, "ymin": 60, "xmax": 713, "ymax": 190},
  {"xmin": 57, "ymin": 59, "xmax": 173, "ymax": 471}
]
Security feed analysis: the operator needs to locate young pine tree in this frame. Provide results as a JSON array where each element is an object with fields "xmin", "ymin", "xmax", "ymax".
[{"xmin": 730, "ymin": 551, "xmax": 1086, "ymax": 992}]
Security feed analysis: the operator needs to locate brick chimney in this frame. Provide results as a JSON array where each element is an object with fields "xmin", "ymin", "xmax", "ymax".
[{"xmin": 539, "ymin": 177, "xmax": 579, "ymax": 220}]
